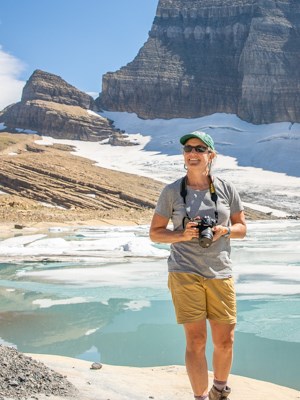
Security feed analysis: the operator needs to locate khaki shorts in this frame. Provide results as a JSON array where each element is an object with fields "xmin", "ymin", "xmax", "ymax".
[{"xmin": 168, "ymin": 272, "xmax": 236, "ymax": 324}]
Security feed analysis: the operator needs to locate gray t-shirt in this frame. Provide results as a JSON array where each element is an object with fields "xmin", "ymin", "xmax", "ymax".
[{"xmin": 155, "ymin": 176, "xmax": 244, "ymax": 279}]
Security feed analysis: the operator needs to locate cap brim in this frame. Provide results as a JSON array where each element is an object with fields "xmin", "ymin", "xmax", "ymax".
[
  {"xmin": 179, "ymin": 132, "xmax": 215, "ymax": 150},
  {"xmin": 180, "ymin": 134, "xmax": 196, "ymax": 145}
]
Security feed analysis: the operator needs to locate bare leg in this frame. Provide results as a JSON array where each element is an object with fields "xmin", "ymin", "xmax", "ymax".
[
  {"xmin": 183, "ymin": 319, "xmax": 208, "ymax": 396},
  {"xmin": 209, "ymin": 320, "xmax": 235, "ymax": 381}
]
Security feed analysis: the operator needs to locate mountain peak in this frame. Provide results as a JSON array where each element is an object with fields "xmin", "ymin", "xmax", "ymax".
[
  {"xmin": 22, "ymin": 69, "xmax": 95, "ymax": 110},
  {"xmin": 0, "ymin": 70, "xmax": 119, "ymax": 141},
  {"xmin": 98, "ymin": 0, "xmax": 300, "ymax": 124}
]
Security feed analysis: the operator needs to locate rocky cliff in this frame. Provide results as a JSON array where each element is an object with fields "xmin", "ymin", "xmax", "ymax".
[
  {"xmin": 98, "ymin": 0, "xmax": 300, "ymax": 124},
  {"xmin": 0, "ymin": 70, "xmax": 120, "ymax": 141}
]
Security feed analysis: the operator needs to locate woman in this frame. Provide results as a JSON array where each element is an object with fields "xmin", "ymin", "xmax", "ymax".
[{"xmin": 149, "ymin": 130, "xmax": 246, "ymax": 400}]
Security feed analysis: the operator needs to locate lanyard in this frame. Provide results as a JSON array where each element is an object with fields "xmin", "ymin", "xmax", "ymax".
[{"xmin": 180, "ymin": 175, "xmax": 219, "ymax": 223}]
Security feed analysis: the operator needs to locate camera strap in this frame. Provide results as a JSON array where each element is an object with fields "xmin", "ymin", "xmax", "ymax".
[{"xmin": 180, "ymin": 175, "xmax": 219, "ymax": 226}]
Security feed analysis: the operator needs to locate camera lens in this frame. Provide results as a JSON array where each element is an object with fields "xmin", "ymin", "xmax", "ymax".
[{"xmin": 199, "ymin": 227, "xmax": 214, "ymax": 248}]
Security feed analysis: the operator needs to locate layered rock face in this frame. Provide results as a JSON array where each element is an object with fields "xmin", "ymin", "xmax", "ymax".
[
  {"xmin": 98, "ymin": 0, "xmax": 300, "ymax": 124},
  {"xmin": 0, "ymin": 134, "xmax": 163, "ymax": 217},
  {"xmin": 22, "ymin": 69, "xmax": 95, "ymax": 109},
  {"xmin": 0, "ymin": 70, "xmax": 118, "ymax": 140}
]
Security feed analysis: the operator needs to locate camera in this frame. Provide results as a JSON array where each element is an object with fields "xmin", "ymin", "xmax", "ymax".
[{"xmin": 183, "ymin": 215, "xmax": 217, "ymax": 248}]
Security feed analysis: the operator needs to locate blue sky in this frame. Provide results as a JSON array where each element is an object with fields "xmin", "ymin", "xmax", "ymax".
[{"xmin": 0, "ymin": 0, "xmax": 158, "ymax": 108}]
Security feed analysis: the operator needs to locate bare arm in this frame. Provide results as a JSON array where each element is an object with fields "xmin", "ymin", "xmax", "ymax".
[
  {"xmin": 149, "ymin": 213, "xmax": 199, "ymax": 244},
  {"xmin": 212, "ymin": 210, "xmax": 247, "ymax": 241}
]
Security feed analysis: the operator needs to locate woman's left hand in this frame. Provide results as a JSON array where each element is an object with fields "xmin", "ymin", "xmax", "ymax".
[
  {"xmin": 212, "ymin": 211, "xmax": 247, "ymax": 241},
  {"xmin": 212, "ymin": 225, "xmax": 228, "ymax": 241}
]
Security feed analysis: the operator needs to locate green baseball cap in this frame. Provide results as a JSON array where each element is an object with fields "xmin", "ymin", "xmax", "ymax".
[{"xmin": 180, "ymin": 130, "xmax": 215, "ymax": 151}]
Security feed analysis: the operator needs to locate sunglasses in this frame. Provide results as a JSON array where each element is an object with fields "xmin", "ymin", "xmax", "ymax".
[{"xmin": 183, "ymin": 145, "xmax": 209, "ymax": 153}]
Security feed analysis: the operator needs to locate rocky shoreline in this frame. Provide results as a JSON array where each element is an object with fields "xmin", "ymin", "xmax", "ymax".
[
  {"xmin": 0, "ymin": 346, "xmax": 77, "ymax": 400},
  {"xmin": 0, "ymin": 348, "xmax": 299, "ymax": 400}
]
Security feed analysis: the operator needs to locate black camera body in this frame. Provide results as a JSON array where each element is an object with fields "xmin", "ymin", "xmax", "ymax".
[{"xmin": 184, "ymin": 215, "xmax": 217, "ymax": 248}]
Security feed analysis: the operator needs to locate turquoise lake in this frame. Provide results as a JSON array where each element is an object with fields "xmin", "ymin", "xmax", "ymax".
[{"xmin": 0, "ymin": 220, "xmax": 299, "ymax": 390}]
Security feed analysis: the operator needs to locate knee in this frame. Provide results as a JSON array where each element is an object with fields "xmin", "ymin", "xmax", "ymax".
[
  {"xmin": 214, "ymin": 334, "xmax": 234, "ymax": 352},
  {"xmin": 186, "ymin": 332, "xmax": 207, "ymax": 353}
]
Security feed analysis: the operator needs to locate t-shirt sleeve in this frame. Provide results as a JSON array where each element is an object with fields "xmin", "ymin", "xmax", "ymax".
[
  {"xmin": 154, "ymin": 185, "xmax": 174, "ymax": 220},
  {"xmin": 229, "ymin": 182, "xmax": 244, "ymax": 215}
]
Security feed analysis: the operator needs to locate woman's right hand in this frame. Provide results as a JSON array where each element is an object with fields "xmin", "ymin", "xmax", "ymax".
[
  {"xmin": 182, "ymin": 221, "xmax": 199, "ymax": 241},
  {"xmin": 150, "ymin": 213, "xmax": 199, "ymax": 244}
]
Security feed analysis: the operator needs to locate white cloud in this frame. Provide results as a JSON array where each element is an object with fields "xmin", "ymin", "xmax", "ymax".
[{"xmin": 0, "ymin": 45, "xmax": 26, "ymax": 110}]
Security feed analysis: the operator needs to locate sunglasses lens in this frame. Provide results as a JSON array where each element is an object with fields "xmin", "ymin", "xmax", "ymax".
[
  {"xmin": 195, "ymin": 146, "xmax": 207, "ymax": 153},
  {"xmin": 184, "ymin": 145, "xmax": 208, "ymax": 153},
  {"xmin": 184, "ymin": 145, "xmax": 193, "ymax": 152}
]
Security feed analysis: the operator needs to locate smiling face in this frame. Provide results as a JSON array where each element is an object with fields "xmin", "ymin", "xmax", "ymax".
[{"xmin": 183, "ymin": 137, "xmax": 216, "ymax": 173}]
